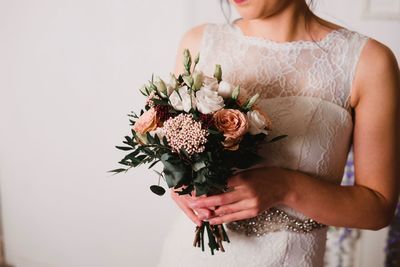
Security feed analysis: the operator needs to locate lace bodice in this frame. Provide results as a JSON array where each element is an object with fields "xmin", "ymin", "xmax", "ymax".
[{"xmin": 197, "ymin": 22, "xmax": 369, "ymax": 112}]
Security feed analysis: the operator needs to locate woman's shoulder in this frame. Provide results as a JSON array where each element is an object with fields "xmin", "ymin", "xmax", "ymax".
[
  {"xmin": 178, "ymin": 22, "xmax": 228, "ymax": 48},
  {"xmin": 350, "ymin": 31, "xmax": 399, "ymax": 107},
  {"xmin": 174, "ymin": 22, "xmax": 229, "ymax": 74}
]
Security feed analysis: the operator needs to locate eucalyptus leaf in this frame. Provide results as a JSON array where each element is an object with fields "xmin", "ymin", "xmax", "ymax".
[
  {"xmin": 150, "ymin": 185, "xmax": 166, "ymax": 196},
  {"xmin": 161, "ymin": 153, "xmax": 190, "ymax": 188}
]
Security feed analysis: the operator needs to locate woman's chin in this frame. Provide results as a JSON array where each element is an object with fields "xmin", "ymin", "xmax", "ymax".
[{"xmin": 233, "ymin": 0, "xmax": 250, "ymax": 5}]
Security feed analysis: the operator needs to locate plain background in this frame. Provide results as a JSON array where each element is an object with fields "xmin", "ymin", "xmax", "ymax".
[{"xmin": 0, "ymin": 0, "xmax": 399, "ymax": 266}]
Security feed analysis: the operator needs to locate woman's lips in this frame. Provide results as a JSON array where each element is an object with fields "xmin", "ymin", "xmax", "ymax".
[{"xmin": 233, "ymin": 0, "xmax": 247, "ymax": 4}]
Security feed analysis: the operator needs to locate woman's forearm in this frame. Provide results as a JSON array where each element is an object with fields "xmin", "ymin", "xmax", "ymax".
[{"xmin": 282, "ymin": 169, "xmax": 396, "ymax": 230}]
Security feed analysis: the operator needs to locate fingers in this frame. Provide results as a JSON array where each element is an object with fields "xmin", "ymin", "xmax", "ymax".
[
  {"xmin": 193, "ymin": 208, "xmax": 213, "ymax": 220},
  {"xmin": 174, "ymin": 197, "xmax": 202, "ymax": 227},
  {"xmin": 209, "ymin": 209, "xmax": 258, "ymax": 225},
  {"xmin": 190, "ymin": 190, "xmax": 241, "ymax": 209},
  {"xmin": 212, "ymin": 199, "xmax": 250, "ymax": 216},
  {"xmin": 171, "ymin": 189, "xmax": 214, "ymax": 226}
]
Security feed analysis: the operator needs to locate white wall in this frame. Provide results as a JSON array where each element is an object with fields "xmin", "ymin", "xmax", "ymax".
[
  {"xmin": 0, "ymin": 1, "xmax": 398, "ymax": 267},
  {"xmin": 0, "ymin": 1, "xmax": 189, "ymax": 266}
]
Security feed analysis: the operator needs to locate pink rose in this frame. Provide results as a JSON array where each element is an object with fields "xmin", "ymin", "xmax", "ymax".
[
  {"xmin": 213, "ymin": 109, "xmax": 249, "ymax": 150},
  {"xmin": 133, "ymin": 108, "xmax": 158, "ymax": 135}
]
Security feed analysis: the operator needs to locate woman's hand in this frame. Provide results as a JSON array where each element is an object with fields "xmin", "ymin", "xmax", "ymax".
[
  {"xmin": 170, "ymin": 188, "xmax": 214, "ymax": 227},
  {"xmin": 189, "ymin": 167, "xmax": 292, "ymax": 225}
]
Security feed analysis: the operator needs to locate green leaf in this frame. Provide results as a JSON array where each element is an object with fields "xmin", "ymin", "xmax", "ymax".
[
  {"xmin": 136, "ymin": 154, "xmax": 147, "ymax": 161},
  {"xmin": 161, "ymin": 153, "xmax": 191, "ymax": 188},
  {"xmin": 268, "ymin": 134, "xmax": 288, "ymax": 143},
  {"xmin": 207, "ymin": 129, "xmax": 220, "ymax": 135},
  {"xmin": 123, "ymin": 150, "xmax": 140, "ymax": 160},
  {"xmin": 153, "ymin": 133, "xmax": 160, "ymax": 145},
  {"xmin": 192, "ymin": 161, "xmax": 206, "ymax": 172},
  {"xmin": 146, "ymin": 132, "xmax": 155, "ymax": 144},
  {"xmin": 148, "ymin": 160, "xmax": 161, "ymax": 169},
  {"xmin": 115, "ymin": 146, "xmax": 133, "ymax": 151},
  {"xmin": 124, "ymin": 136, "xmax": 136, "ymax": 146},
  {"xmin": 194, "ymin": 184, "xmax": 209, "ymax": 197},
  {"xmin": 193, "ymin": 168, "xmax": 207, "ymax": 184},
  {"xmin": 108, "ymin": 168, "xmax": 127, "ymax": 174},
  {"xmin": 141, "ymin": 147, "xmax": 155, "ymax": 157},
  {"xmin": 162, "ymin": 136, "xmax": 168, "ymax": 146},
  {"xmin": 150, "ymin": 185, "xmax": 166, "ymax": 196},
  {"xmin": 176, "ymin": 185, "xmax": 193, "ymax": 195}
]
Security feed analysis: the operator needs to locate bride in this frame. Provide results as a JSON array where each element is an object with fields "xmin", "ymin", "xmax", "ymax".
[{"xmin": 157, "ymin": 0, "xmax": 400, "ymax": 266}]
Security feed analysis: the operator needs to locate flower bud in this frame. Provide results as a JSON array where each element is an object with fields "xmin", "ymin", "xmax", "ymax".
[
  {"xmin": 217, "ymin": 81, "xmax": 233, "ymax": 98},
  {"xmin": 182, "ymin": 75, "xmax": 194, "ymax": 88},
  {"xmin": 231, "ymin": 85, "xmax": 240, "ymax": 100},
  {"xmin": 169, "ymin": 73, "xmax": 179, "ymax": 90},
  {"xmin": 192, "ymin": 71, "xmax": 203, "ymax": 91},
  {"xmin": 183, "ymin": 49, "xmax": 192, "ymax": 73},
  {"xmin": 139, "ymin": 84, "xmax": 149, "ymax": 96},
  {"xmin": 213, "ymin": 64, "xmax": 222, "ymax": 83},
  {"xmin": 244, "ymin": 93, "xmax": 260, "ymax": 110},
  {"xmin": 154, "ymin": 76, "xmax": 168, "ymax": 98},
  {"xmin": 194, "ymin": 53, "xmax": 200, "ymax": 65},
  {"xmin": 148, "ymin": 82, "xmax": 157, "ymax": 93}
]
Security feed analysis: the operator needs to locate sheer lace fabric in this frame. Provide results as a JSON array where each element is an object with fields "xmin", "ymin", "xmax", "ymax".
[{"xmin": 157, "ymin": 23, "xmax": 369, "ymax": 266}]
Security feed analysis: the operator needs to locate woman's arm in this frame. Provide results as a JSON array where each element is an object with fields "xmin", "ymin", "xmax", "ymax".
[
  {"xmin": 285, "ymin": 39, "xmax": 400, "ymax": 230},
  {"xmin": 191, "ymin": 39, "xmax": 400, "ymax": 230}
]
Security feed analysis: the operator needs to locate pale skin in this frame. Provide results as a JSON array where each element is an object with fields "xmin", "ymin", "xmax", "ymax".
[{"xmin": 171, "ymin": 0, "xmax": 400, "ymax": 230}]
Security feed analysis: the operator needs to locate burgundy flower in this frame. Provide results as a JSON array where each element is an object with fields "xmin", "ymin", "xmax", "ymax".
[{"xmin": 199, "ymin": 113, "xmax": 215, "ymax": 129}]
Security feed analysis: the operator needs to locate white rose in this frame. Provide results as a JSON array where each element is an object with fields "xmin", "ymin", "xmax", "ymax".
[
  {"xmin": 195, "ymin": 87, "xmax": 224, "ymax": 114},
  {"xmin": 247, "ymin": 110, "xmax": 269, "ymax": 135},
  {"xmin": 218, "ymin": 81, "xmax": 233, "ymax": 98},
  {"xmin": 169, "ymin": 86, "xmax": 196, "ymax": 112},
  {"xmin": 202, "ymin": 76, "xmax": 219, "ymax": 91}
]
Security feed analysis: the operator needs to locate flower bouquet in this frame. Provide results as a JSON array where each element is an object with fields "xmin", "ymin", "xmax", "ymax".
[{"xmin": 110, "ymin": 49, "xmax": 286, "ymax": 254}]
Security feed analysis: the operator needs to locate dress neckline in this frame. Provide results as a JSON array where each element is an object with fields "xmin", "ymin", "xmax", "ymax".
[{"xmin": 228, "ymin": 20, "xmax": 347, "ymax": 49}]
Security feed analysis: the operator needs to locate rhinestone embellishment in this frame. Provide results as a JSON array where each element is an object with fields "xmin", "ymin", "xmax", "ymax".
[{"xmin": 226, "ymin": 208, "xmax": 326, "ymax": 237}]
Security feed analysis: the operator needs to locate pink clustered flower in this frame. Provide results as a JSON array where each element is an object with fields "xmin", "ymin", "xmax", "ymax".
[
  {"xmin": 163, "ymin": 113, "xmax": 209, "ymax": 155},
  {"xmin": 146, "ymin": 91, "xmax": 159, "ymax": 107}
]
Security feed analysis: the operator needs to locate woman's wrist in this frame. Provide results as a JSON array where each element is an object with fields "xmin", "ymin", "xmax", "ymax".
[{"xmin": 276, "ymin": 168, "xmax": 299, "ymax": 207}]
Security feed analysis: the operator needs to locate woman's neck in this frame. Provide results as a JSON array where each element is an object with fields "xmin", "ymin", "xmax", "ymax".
[{"xmin": 235, "ymin": 2, "xmax": 332, "ymax": 43}]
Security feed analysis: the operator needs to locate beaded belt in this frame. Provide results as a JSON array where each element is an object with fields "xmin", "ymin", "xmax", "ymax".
[{"xmin": 226, "ymin": 207, "xmax": 326, "ymax": 237}]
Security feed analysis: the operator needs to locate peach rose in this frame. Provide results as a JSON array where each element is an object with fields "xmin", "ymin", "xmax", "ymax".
[
  {"xmin": 133, "ymin": 108, "xmax": 158, "ymax": 135},
  {"xmin": 213, "ymin": 109, "xmax": 249, "ymax": 150}
]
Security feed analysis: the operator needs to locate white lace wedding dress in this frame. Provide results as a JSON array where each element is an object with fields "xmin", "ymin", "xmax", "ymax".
[{"xmin": 157, "ymin": 22, "xmax": 370, "ymax": 267}]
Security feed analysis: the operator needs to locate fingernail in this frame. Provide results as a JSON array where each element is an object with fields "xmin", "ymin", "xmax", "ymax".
[{"xmin": 198, "ymin": 213, "xmax": 209, "ymax": 220}]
